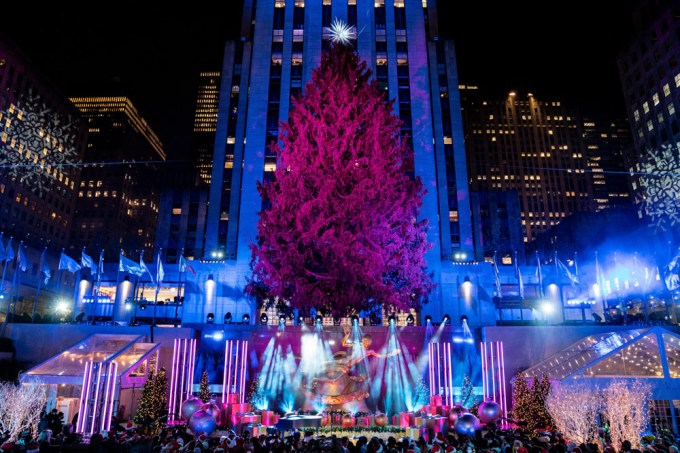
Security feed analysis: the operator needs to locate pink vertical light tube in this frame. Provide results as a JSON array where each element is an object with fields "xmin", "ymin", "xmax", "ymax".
[
  {"xmin": 169, "ymin": 339, "xmax": 178, "ymax": 421},
  {"xmin": 240, "ymin": 341, "xmax": 248, "ymax": 402},
  {"xmin": 189, "ymin": 339, "xmax": 197, "ymax": 398},
  {"xmin": 490, "ymin": 342, "xmax": 496, "ymax": 402},
  {"xmin": 441, "ymin": 342, "xmax": 448, "ymax": 404},
  {"xmin": 226, "ymin": 340, "xmax": 233, "ymax": 396},
  {"xmin": 436, "ymin": 342, "xmax": 441, "ymax": 396},
  {"xmin": 90, "ymin": 364, "xmax": 103, "ymax": 434},
  {"xmin": 178, "ymin": 340, "xmax": 186, "ymax": 405},
  {"xmin": 500, "ymin": 341, "xmax": 508, "ymax": 425},
  {"xmin": 77, "ymin": 361, "xmax": 92, "ymax": 433},
  {"xmin": 102, "ymin": 362, "xmax": 117, "ymax": 432},
  {"xmin": 222, "ymin": 340, "xmax": 228, "ymax": 403},
  {"xmin": 481, "ymin": 342, "xmax": 487, "ymax": 399},
  {"xmin": 233, "ymin": 341, "xmax": 240, "ymax": 394},
  {"xmin": 446, "ymin": 343, "xmax": 454, "ymax": 407},
  {"xmin": 428, "ymin": 344, "xmax": 434, "ymax": 394}
]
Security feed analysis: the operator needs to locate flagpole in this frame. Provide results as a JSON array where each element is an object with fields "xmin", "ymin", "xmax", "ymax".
[
  {"xmin": 72, "ymin": 268, "xmax": 81, "ymax": 318},
  {"xmin": 176, "ymin": 248, "xmax": 184, "ymax": 327},
  {"xmin": 153, "ymin": 249, "xmax": 162, "ymax": 328},
  {"xmin": 11, "ymin": 241, "xmax": 24, "ymax": 320},
  {"xmin": 114, "ymin": 250, "xmax": 123, "ymax": 324},
  {"xmin": 3, "ymin": 242, "xmax": 21, "ymax": 336},
  {"xmin": 32, "ymin": 247, "xmax": 47, "ymax": 323},
  {"xmin": 91, "ymin": 250, "xmax": 104, "ymax": 325}
]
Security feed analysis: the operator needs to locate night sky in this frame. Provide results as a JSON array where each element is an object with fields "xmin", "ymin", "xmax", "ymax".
[{"xmin": 2, "ymin": 1, "xmax": 637, "ymax": 159}]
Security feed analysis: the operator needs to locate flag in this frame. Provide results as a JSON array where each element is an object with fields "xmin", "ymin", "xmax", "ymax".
[
  {"xmin": 535, "ymin": 251, "xmax": 544, "ymax": 297},
  {"xmin": 180, "ymin": 254, "xmax": 196, "ymax": 276},
  {"xmin": 17, "ymin": 246, "xmax": 29, "ymax": 272},
  {"xmin": 4, "ymin": 238, "xmax": 14, "ymax": 263},
  {"xmin": 140, "ymin": 253, "xmax": 155, "ymax": 285},
  {"xmin": 514, "ymin": 251, "xmax": 524, "ymax": 299},
  {"xmin": 59, "ymin": 251, "xmax": 82, "ymax": 273},
  {"xmin": 155, "ymin": 252, "xmax": 165, "ymax": 293},
  {"xmin": 97, "ymin": 251, "xmax": 104, "ymax": 276},
  {"xmin": 81, "ymin": 250, "xmax": 97, "ymax": 275},
  {"xmin": 595, "ymin": 252, "xmax": 605, "ymax": 296},
  {"xmin": 40, "ymin": 249, "xmax": 51, "ymax": 285},
  {"xmin": 492, "ymin": 251, "xmax": 502, "ymax": 298},
  {"xmin": 557, "ymin": 257, "xmax": 579, "ymax": 287},
  {"xmin": 663, "ymin": 247, "xmax": 680, "ymax": 291},
  {"xmin": 119, "ymin": 253, "xmax": 144, "ymax": 276}
]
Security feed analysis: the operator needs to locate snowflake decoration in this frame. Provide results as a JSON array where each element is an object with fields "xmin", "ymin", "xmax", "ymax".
[
  {"xmin": 329, "ymin": 18, "xmax": 356, "ymax": 45},
  {"xmin": 638, "ymin": 142, "xmax": 680, "ymax": 232},
  {"xmin": 0, "ymin": 91, "xmax": 80, "ymax": 195}
]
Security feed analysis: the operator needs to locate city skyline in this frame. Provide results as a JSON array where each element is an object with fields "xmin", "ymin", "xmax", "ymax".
[{"xmin": 1, "ymin": 1, "xmax": 637, "ymax": 159}]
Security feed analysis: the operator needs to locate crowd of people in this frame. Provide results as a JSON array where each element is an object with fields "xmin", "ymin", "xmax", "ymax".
[{"xmin": 1, "ymin": 413, "xmax": 679, "ymax": 453}]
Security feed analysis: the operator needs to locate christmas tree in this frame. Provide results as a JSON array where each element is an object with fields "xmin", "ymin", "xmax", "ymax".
[
  {"xmin": 531, "ymin": 373, "xmax": 553, "ymax": 429},
  {"xmin": 510, "ymin": 370, "xmax": 532, "ymax": 425},
  {"xmin": 250, "ymin": 40, "xmax": 434, "ymax": 316},
  {"xmin": 133, "ymin": 368, "xmax": 168, "ymax": 428},
  {"xmin": 460, "ymin": 375, "xmax": 478, "ymax": 408},
  {"xmin": 198, "ymin": 370, "xmax": 211, "ymax": 403}
]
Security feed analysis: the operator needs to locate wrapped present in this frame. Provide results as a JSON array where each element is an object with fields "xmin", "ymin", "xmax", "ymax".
[
  {"xmin": 399, "ymin": 412, "xmax": 411, "ymax": 428},
  {"xmin": 226, "ymin": 393, "xmax": 240, "ymax": 404},
  {"xmin": 429, "ymin": 405, "xmax": 438, "ymax": 416},
  {"xmin": 249, "ymin": 424, "xmax": 264, "ymax": 437},
  {"xmin": 430, "ymin": 395, "xmax": 443, "ymax": 406},
  {"xmin": 260, "ymin": 410, "xmax": 275, "ymax": 426},
  {"xmin": 440, "ymin": 405, "xmax": 450, "ymax": 417},
  {"xmin": 229, "ymin": 403, "xmax": 251, "ymax": 426},
  {"xmin": 414, "ymin": 416, "xmax": 427, "ymax": 427},
  {"xmin": 407, "ymin": 427, "xmax": 421, "ymax": 440},
  {"xmin": 240, "ymin": 413, "xmax": 262, "ymax": 425},
  {"xmin": 392, "ymin": 415, "xmax": 399, "ymax": 426},
  {"xmin": 367, "ymin": 414, "xmax": 375, "ymax": 426},
  {"xmin": 356, "ymin": 415, "xmax": 369, "ymax": 427},
  {"xmin": 331, "ymin": 413, "xmax": 343, "ymax": 425}
]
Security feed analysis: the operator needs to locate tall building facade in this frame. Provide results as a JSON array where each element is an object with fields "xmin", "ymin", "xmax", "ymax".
[
  {"xmin": 582, "ymin": 117, "xmax": 633, "ymax": 212},
  {"xmin": 69, "ymin": 97, "xmax": 166, "ymax": 260},
  {"xmin": 205, "ymin": 0, "xmax": 475, "ymax": 318},
  {"xmin": 617, "ymin": 0, "xmax": 680, "ymax": 223},
  {"xmin": 0, "ymin": 36, "xmax": 86, "ymax": 250},
  {"xmin": 463, "ymin": 90, "xmax": 594, "ymax": 247},
  {"xmin": 193, "ymin": 72, "xmax": 221, "ymax": 186}
]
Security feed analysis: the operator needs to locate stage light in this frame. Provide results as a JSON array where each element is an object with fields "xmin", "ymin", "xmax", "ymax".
[
  {"xmin": 333, "ymin": 317, "xmax": 341, "ymax": 326},
  {"xmin": 212, "ymin": 331, "xmax": 224, "ymax": 341},
  {"xmin": 351, "ymin": 314, "xmax": 359, "ymax": 325},
  {"xmin": 207, "ymin": 274, "xmax": 214, "ymax": 281},
  {"xmin": 442, "ymin": 314, "xmax": 451, "ymax": 325},
  {"xmin": 260, "ymin": 313, "xmax": 269, "ymax": 325},
  {"xmin": 242, "ymin": 313, "xmax": 250, "ymax": 324},
  {"xmin": 424, "ymin": 315, "xmax": 432, "ymax": 325},
  {"xmin": 207, "ymin": 313, "xmax": 215, "ymax": 324},
  {"xmin": 297, "ymin": 315, "xmax": 304, "ymax": 326},
  {"xmin": 124, "ymin": 302, "xmax": 132, "ymax": 312},
  {"xmin": 140, "ymin": 303, "xmax": 147, "ymax": 311},
  {"xmin": 0, "ymin": 293, "xmax": 4, "ymax": 300},
  {"xmin": 460, "ymin": 314, "xmax": 469, "ymax": 324},
  {"xmin": 279, "ymin": 315, "xmax": 286, "ymax": 325},
  {"xmin": 406, "ymin": 314, "xmax": 414, "ymax": 326},
  {"xmin": 315, "ymin": 315, "xmax": 323, "ymax": 325},
  {"xmin": 540, "ymin": 301, "xmax": 555, "ymax": 314},
  {"xmin": 224, "ymin": 312, "xmax": 232, "ymax": 324},
  {"xmin": 388, "ymin": 315, "xmax": 396, "ymax": 326}
]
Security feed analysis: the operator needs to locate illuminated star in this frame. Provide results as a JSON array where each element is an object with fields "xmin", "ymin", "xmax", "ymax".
[{"xmin": 329, "ymin": 18, "xmax": 356, "ymax": 45}]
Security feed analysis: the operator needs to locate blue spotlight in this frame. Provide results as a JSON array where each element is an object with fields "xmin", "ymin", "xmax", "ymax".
[
  {"xmin": 388, "ymin": 315, "xmax": 396, "ymax": 326},
  {"xmin": 424, "ymin": 315, "xmax": 432, "ymax": 325},
  {"xmin": 442, "ymin": 314, "xmax": 451, "ymax": 325}
]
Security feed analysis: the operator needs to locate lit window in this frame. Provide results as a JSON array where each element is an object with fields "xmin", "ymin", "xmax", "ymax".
[
  {"xmin": 658, "ymin": 112, "xmax": 664, "ymax": 123},
  {"xmin": 643, "ymin": 101, "xmax": 650, "ymax": 114},
  {"xmin": 664, "ymin": 83, "xmax": 671, "ymax": 96},
  {"xmin": 669, "ymin": 103, "xmax": 676, "ymax": 116},
  {"xmin": 634, "ymin": 109, "xmax": 640, "ymax": 122},
  {"xmin": 172, "ymin": 208, "xmax": 182, "ymax": 215},
  {"xmin": 653, "ymin": 93, "xmax": 660, "ymax": 106},
  {"xmin": 647, "ymin": 119, "xmax": 654, "ymax": 131},
  {"xmin": 675, "ymin": 73, "xmax": 680, "ymax": 87}
]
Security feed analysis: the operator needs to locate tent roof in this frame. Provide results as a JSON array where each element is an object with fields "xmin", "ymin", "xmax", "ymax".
[
  {"xmin": 20, "ymin": 334, "xmax": 159, "ymax": 385},
  {"xmin": 521, "ymin": 327, "xmax": 680, "ymax": 381}
]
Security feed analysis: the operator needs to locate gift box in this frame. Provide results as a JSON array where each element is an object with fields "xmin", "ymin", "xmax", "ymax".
[
  {"xmin": 399, "ymin": 412, "xmax": 411, "ymax": 428},
  {"xmin": 229, "ymin": 403, "xmax": 251, "ymax": 426},
  {"xmin": 414, "ymin": 416, "xmax": 427, "ymax": 427},
  {"xmin": 226, "ymin": 393, "xmax": 240, "ymax": 404},
  {"xmin": 407, "ymin": 427, "xmax": 421, "ymax": 440},
  {"xmin": 249, "ymin": 424, "xmax": 264, "ymax": 437},
  {"xmin": 430, "ymin": 395, "xmax": 443, "ymax": 406},
  {"xmin": 240, "ymin": 413, "xmax": 262, "ymax": 425},
  {"xmin": 356, "ymin": 415, "xmax": 370, "ymax": 427},
  {"xmin": 331, "ymin": 413, "xmax": 343, "ymax": 425},
  {"xmin": 260, "ymin": 410, "xmax": 274, "ymax": 426}
]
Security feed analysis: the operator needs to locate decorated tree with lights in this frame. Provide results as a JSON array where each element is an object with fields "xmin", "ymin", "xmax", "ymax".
[
  {"xmin": 0, "ymin": 381, "xmax": 47, "ymax": 441},
  {"xmin": 134, "ymin": 368, "xmax": 167, "ymax": 428},
  {"xmin": 531, "ymin": 373, "xmax": 553, "ymax": 429},
  {"xmin": 602, "ymin": 379, "xmax": 651, "ymax": 450},
  {"xmin": 249, "ymin": 26, "xmax": 434, "ymax": 316},
  {"xmin": 198, "ymin": 370, "xmax": 211, "ymax": 403},
  {"xmin": 510, "ymin": 370, "xmax": 532, "ymax": 425},
  {"xmin": 546, "ymin": 381, "xmax": 602, "ymax": 444},
  {"xmin": 460, "ymin": 375, "xmax": 478, "ymax": 408}
]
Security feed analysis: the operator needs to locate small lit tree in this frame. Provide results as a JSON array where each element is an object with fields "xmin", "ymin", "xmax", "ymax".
[
  {"xmin": 510, "ymin": 370, "xmax": 532, "ymax": 425},
  {"xmin": 602, "ymin": 379, "xmax": 651, "ymax": 450},
  {"xmin": 0, "ymin": 381, "xmax": 47, "ymax": 441},
  {"xmin": 531, "ymin": 373, "xmax": 553, "ymax": 429},
  {"xmin": 198, "ymin": 370, "xmax": 211, "ymax": 403},
  {"xmin": 134, "ymin": 368, "xmax": 168, "ymax": 430},
  {"xmin": 134, "ymin": 370, "xmax": 156, "ymax": 425},
  {"xmin": 546, "ymin": 381, "xmax": 602, "ymax": 444}
]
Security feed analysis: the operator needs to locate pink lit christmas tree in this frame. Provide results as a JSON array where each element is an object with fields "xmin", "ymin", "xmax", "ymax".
[{"xmin": 249, "ymin": 40, "xmax": 434, "ymax": 316}]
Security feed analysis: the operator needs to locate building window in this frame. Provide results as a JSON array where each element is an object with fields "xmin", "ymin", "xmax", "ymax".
[
  {"xmin": 647, "ymin": 119, "xmax": 654, "ymax": 131},
  {"xmin": 653, "ymin": 93, "xmax": 660, "ymax": 106},
  {"xmin": 675, "ymin": 73, "xmax": 680, "ymax": 87},
  {"xmin": 669, "ymin": 103, "xmax": 676, "ymax": 116},
  {"xmin": 664, "ymin": 83, "xmax": 671, "ymax": 96},
  {"xmin": 643, "ymin": 101, "xmax": 650, "ymax": 114},
  {"xmin": 172, "ymin": 208, "xmax": 182, "ymax": 215},
  {"xmin": 634, "ymin": 109, "xmax": 640, "ymax": 121}
]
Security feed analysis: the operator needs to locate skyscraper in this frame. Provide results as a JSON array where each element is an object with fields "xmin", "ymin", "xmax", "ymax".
[
  {"xmin": 69, "ymin": 97, "xmax": 166, "ymax": 260},
  {"xmin": 193, "ymin": 72, "xmax": 221, "ymax": 186},
  {"xmin": 0, "ymin": 36, "xmax": 86, "ymax": 250},
  {"xmin": 205, "ymin": 0, "xmax": 475, "ymax": 318},
  {"xmin": 463, "ymin": 90, "xmax": 594, "ymax": 247}
]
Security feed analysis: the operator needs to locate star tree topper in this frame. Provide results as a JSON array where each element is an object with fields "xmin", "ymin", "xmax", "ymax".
[{"xmin": 329, "ymin": 18, "xmax": 357, "ymax": 45}]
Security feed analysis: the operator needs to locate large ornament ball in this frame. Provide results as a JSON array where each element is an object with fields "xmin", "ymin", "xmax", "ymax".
[
  {"xmin": 189, "ymin": 410, "xmax": 217, "ymax": 436},
  {"xmin": 341, "ymin": 414, "xmax": 356, "ymax": 428},
  {"xmin": 181, "ymin": 396, "xmax": 204, "ymax": 421},
  {"xmin": 201, "ymin": 400, "xmax": 221, "ymax": 424},
  {"xmin": 455, "ymin": 413, "xmax": 480, "ymax": 436},
  {"xmin": 478, "ymin": 399, "xmax": 501, "ymax": 424},
  {"xmin": 375, "ymin": 413, "xmax": 388, "ymax": 427}
]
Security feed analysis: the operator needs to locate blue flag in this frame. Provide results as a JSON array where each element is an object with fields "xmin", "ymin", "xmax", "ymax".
[
  {"xmin": 59, "ymin": 252, "xmax": 82, "ymax": 273},
  {"xmin": 41, "ymin": 249, "xmax": 51, "ymax": 285},
  {"xmin": 140, "ymin": 254, "xmax": 155, "ymax": 285},
  {"xmin": 4, "ymin": 238, "xmax": 14, "ymax": 262},
  {"xmin": 119, "ymin": 253, "xmax": 144, "ymax": 276},
  {"xmin": 17, "ymin": 246, "xmax": 29, "ymax": 272},
  {"xmin": 156, "ymin": 253, "xmax": 165, "ymax": 289},
  {"xmin": 81, "ymin": 250, "xmax": 97, "ymax": 275}
]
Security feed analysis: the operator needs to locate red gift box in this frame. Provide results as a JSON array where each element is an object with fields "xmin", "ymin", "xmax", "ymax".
[
  {"xmin": 430, "ymin": 395, "xmax": 443, "ymax": 406},
  {"xmin": 260, "ymin": 410, "xmax": 274, "ymax": 426}
]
